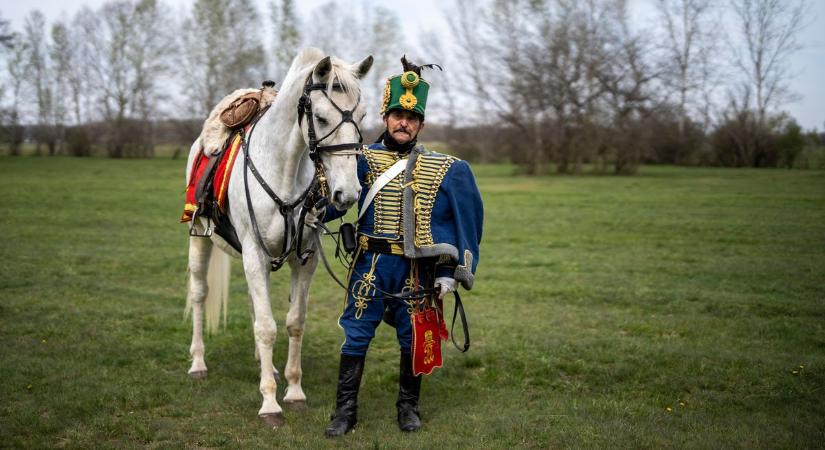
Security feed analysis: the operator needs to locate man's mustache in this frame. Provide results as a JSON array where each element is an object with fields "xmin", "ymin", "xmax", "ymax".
[{"xmin": 393, "ymin": 127, "xmax": 410, "ymax": 134}]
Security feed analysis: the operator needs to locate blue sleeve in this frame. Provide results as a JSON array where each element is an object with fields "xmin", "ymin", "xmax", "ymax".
[
  {"xmin": 322, "ymin": 204, "xmax": 346, "ymax": 222},
  {"xmin": 445, "ymin": 160, "xmax": 483, "ymax": 289}
]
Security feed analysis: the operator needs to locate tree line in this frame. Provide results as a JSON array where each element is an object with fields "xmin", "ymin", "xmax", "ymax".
[
  {"xmin": 0, "ymin": 0, "xmax": 404, "ymax": 158},
  {"xmin": 0, "ymin": 0, "xmax": 822, "ymax": 172},
  {"xmin": 436, "ymin": 0, "xmax": 821, "ymax": 173}
]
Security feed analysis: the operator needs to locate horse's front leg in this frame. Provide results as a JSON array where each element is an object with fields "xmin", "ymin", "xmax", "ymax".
[
  {"xmin": 282, "ymin": 253, "xmax": 319, "ymax": 409},
  {"xmin": 242, "ymin": 247, "xmax": 284, "ymax": 428}
]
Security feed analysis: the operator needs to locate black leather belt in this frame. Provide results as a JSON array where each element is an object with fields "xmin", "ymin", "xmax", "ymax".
[{"xmin": 358, "ymin": 235, "xmax": 404, "ymax": 255}]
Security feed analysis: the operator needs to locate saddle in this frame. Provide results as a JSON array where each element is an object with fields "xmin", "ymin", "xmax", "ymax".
[
  {"xmin": 200, "ymin": 81, "xmax": 278, "ymax": 156},
  {"xmin": 181, "ymin": 81, "xmax": 278, "ymax": 252}
]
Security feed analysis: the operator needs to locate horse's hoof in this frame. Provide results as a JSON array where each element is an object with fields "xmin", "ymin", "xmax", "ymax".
[
  {"xmin": 283, "ymin": 399, "xmax": 307, "ymax": 411},
  {"xmin": 188, "ymin": 370, "xmax": 208, "ymax": 380},
  {"xmin": 260, "ymin": 412, "xmax": 286, "ymax": 428}
]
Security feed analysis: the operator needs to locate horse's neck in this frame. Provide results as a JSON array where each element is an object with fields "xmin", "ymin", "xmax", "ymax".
[{"xmin": 248, "ymin": 92, "xmax": 312, "ymax": 201}]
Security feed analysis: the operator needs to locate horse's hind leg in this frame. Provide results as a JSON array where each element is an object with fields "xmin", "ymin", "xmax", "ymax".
[
  {"xmin": 187, "ymin": 236, "xmax": 212, "ymax": 378},
  {"xmin": 282, "ymin": 255, "xmax": 319, "ymax": 409}
]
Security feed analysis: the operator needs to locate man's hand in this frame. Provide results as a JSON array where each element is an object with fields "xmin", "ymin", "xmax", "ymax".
[
  {"xmin": 303, "ymin": 207, "xmax": 323, "ymax": 229},
  {"xmin": 435, "ymin": 277, "xmax": 456, "ymax": 300}
]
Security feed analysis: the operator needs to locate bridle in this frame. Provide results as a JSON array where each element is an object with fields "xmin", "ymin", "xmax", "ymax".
[
  {"xmin": 241, "ymin": 73, "xmax": 364, "ymax": 271},
  {"xmin": 298, "ymin": 76, "xmax": 364, "ymax": 159}
]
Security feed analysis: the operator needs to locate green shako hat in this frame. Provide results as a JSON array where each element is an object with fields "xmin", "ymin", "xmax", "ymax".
[{"xmin": 380, "ymin": 55, "xmax": 442, "ymax": 118}]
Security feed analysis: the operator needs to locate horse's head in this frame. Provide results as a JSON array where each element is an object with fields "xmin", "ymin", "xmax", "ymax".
[{"xmin": 301, "ymin": 55, "xmax": 373, "ymax": 211}]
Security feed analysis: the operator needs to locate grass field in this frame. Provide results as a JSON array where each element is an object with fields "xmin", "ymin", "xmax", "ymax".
[{"xmin": 1, "ymin": 156, "xmax": 824, "ymax": 449}]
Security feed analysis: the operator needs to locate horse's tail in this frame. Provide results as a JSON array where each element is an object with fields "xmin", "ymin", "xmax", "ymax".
[
  {"xmin": 205, "ymin": 249, "xmax": 231, "ymax": 333},
  {"xmin": 185, "ymin": 248, "xmax": 231, "ymax": 333}
]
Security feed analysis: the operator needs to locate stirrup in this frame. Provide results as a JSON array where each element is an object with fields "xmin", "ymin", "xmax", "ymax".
[{"xmin": 188, "ymin": 209, "xmax": 213, "ymax": 237}]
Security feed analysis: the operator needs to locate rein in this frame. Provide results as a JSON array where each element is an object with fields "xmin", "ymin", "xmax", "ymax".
[{"xmin": 241, "ymin": 73, "xmax": 364, "ymax": 272}]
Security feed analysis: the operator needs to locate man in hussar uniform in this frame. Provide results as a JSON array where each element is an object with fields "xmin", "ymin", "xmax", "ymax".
[{"xmin": 318, "ymin": 57, "xmax": 483, "ymax": 437}]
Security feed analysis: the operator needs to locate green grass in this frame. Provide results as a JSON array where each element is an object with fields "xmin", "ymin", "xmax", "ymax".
[{"xmin": 1, "ymin": 157, "xmax": 824, "ymax": 449}]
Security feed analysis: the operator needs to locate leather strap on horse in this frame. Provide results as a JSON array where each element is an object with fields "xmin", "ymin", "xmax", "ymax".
[
  {"xmin": 242, "ymin": 107, "xmax": 317, "ymax": 271},
  {"xmin": 298, "ymin": 80, "xmax": 364, "ymax": 160}
]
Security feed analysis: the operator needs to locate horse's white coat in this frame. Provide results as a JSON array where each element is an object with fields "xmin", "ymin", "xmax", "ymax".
[{"xmin": 183, "ymin": 48, "xmax": 373, "ymax": 423}]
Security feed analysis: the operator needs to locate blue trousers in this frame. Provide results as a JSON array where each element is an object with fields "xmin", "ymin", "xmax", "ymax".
[{"xmin": 339, "ymin": 250, "xmax": 434, "ymax": 356}]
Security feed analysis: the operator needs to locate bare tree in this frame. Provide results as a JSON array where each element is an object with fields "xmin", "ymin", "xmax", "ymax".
[
  {"xmin": 655, "ymin": 0, "xmax": 718, "ymax": 137},
  {"xmin": 445, "ymin": 0, "xmax": 551, "ymax": 172},
  {"xmin": 48, "ymin": 21, "xmax": 74, "ymax": 154},
  {"xmin": 23, "ymin": 10, "xmax": 57, "ymax": 155},
  {"xmin": 270, "ymin": 0, "xmax": 301, "ymax": 82},
  {"xmin": 74, "ymin": 0, "xmax": 176, "ymax": 157},
  {"xmin": 418, "ymin": 33, "xmax": 457, "ymax": 128},
  {"xmin": 127, "ymin": 0, "xmax": 177, "ymax": 156},
  {"xmin": 599, "ymin": 0, "xmax": 659, "ymax": 174},
  {"xmin": 0, "ymin": 14, "xmax": 13, "ymax": 49},
  {"xmin": 2, "ymin": 33, "xmax": 28, "ymax": 155},
  {"xmin": 446, "ymin": 0, "xmax": 624, "ymax": 174},
  {"xmin": 730, "ymin": 0, "xmax": 808, "ymax": 127},
  {"xmin": 179, "ymin": 0, "xmax": 266, "ymax": 119}
]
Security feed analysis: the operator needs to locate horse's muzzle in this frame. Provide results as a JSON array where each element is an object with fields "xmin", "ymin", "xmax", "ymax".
[{"xmin": 332, "ymin": 188, "xmax": 359, "ymax": 211}]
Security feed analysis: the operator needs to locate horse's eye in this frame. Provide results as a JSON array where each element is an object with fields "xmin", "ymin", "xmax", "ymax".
[{"xmin": 315, "ymin": 115, "xmax": 328, "ymax": 126}]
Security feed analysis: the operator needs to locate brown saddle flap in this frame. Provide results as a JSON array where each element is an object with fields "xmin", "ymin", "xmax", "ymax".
[{"xmin": 220, "ymin": 91, "xmax": 262, "ymax": 129}]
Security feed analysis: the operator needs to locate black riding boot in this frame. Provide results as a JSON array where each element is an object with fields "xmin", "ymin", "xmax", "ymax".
[
  {"xmin": 325, "ymin": 354, "xmax": 365, "ymax": 438},
  {"xmin": 396, "ymin": 352, "xmax": 422, "ymax": 432}
]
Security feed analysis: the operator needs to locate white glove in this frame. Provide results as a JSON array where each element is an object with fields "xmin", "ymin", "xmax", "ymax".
[
  {"xmin": 303, "ymin": 207, "xmax": 322, "ymax": 229},
  {"xmin": 435, "ymin": 277, "xmax": 456, "ymax": 300}
]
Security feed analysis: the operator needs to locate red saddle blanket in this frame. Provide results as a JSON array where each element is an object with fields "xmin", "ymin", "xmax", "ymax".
[{"xmin": 180, "ymin": 132, "xmax": 244, "ymax": 223}]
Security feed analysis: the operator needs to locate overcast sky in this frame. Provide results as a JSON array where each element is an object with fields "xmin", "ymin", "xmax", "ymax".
[{"xmin": 2, "ymin": 0, "xmax": 823, "ymax": 129}]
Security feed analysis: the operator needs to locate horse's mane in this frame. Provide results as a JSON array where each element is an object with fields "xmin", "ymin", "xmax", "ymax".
[{"xmin": 280, "ymin": 47, "xmax": 361, "ymax": 97}]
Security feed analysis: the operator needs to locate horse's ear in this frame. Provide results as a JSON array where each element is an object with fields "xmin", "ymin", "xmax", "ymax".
[
  {"xmin": 353, "ymin": 55, "xmax": 374, "ymax": 79},
  {"xmin": 313, "ymin": 56, "xmax": 332, "ymax": 83}
]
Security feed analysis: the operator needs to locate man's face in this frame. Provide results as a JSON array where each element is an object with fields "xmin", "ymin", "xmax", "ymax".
[{"xmin": 384, "ymin": 109, "xmax": 424, "ymax": 145}]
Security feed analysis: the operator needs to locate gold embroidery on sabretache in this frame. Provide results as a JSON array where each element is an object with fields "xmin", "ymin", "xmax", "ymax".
[
  {"xmin": 410, "ymin": 153, "xmax": 456, "ymax": 246},
  {"xmin": 364, "ymin": 149, "xmax": 405, "ymax": 237},
  {"xmin": 423, "ymin": 330, "xmax": 436, "ymax": 364}
]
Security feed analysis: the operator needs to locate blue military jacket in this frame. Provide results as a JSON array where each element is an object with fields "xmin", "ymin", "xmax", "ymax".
[{"xmin": 326, "ymin": 143, "xmax": 483, "ymax": 289}]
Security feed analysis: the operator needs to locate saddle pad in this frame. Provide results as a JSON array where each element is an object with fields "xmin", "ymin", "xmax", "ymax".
[{"xmin": 180, "ymin": 132, "xmax": 244, "ymax": 222}]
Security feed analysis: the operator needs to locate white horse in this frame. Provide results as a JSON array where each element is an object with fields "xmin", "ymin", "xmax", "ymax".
[{"xmin": 184, "ymin": 48, "xmax": 373, "ymax": 427}]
